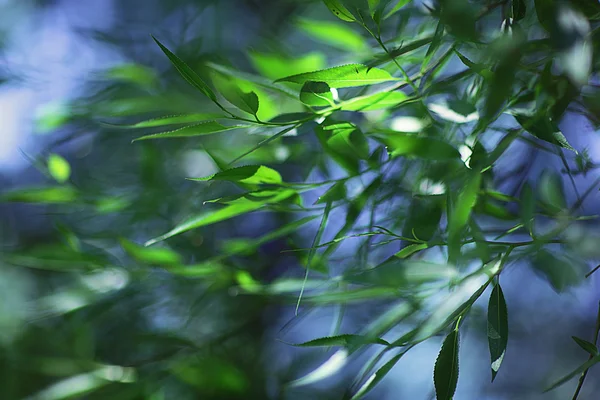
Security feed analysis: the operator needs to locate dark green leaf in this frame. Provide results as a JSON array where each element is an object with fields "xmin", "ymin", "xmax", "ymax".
[
  {"xmin": 133, "ymin": 122, "xmax": 249, "ymax": 141},
  {"xmin": 151, "ymin": 36, "xmax": 217, "ymax": 101},
  {"xmin": 276, "ymin": 64, "xmax": 397, "ymax": 88},
  {"xmin": 488, "ymin": 284, "xmax": 508, "ymax": 381},
  {"xmin": 572, "ymin": 336, "xmax": 599, "ymax": 356},
  {"xmin": 514, "ymin": 114, "xmax": 576, "ymax": 152},
  {"xmin": 189, "ymin": 165, "xmax": 282, "ymax": 185},
  {"xmin": 512, "ymin": 0, "xmax": 526, "ymax": 21},
  {"xmin": 315, "ymin": 181, "xmax": 347, "ymax": 204},
  {"xmin": 531, "ymin": 250, "xmax": 586, "ymax": 292},
  {"xmin": 211, "ymin": 72, "xmax": 260, "ymax": 115},
  {"xmin": 300, "ymin": 81, "xmax": 335, "ymax": 107},
  {"xmin": 403, "ymin": 196, "xmax": 443, "ymax": 241},
  {"xmin": 538, "ymin": 170, "xmax": 567, "ymax": 213},
  {"xmin": 434, "ymin": 330, "xmax": 460, "ymax": 400},
  {"xmin": 375, "ymin": 131, "xmax": 460, "ymax": 160}
]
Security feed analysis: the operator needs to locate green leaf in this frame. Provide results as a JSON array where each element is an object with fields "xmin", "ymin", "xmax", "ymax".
[
  {"xmin": 151, "ymin": 36, "xmax": 217, "ymax": 102},
  {"xmin": 189, "ymin": 165, "xmax": 282, "ymax": 185},
  {"xmin": 1, "ymin": 186, "xmax": 79, "ymax": 204},
  {"xmin": 394, "ymin": 243, "xmax": 428, "ymax": 259},
  {"xmin": 132, "ymin": 122, "xmax": 249, "ymax": 141},
  {"xmin": 544, "ymin": 354, "xmax": 600, "ymax": 393},
  {"xmin": 211, "ymin": 72, "xmax": 260, "ymax": 115},
  {"xmin": 145, "ymin": 189, "xmax": 296, "ymax": 245},
  {"xmin": 322, "ymin": 0, "xmax": 356, "ymax": 22},
  {"xmin": 297, "ymin": 18, "xmax": 366, "ymax": 51},
  {"xmin": 340, "ymin": 91, "xmax": 408, "ymax": 111},
  {"xmin": 302, "ymin": 287, "xmax": 399, "ymax": 304},
  {"xmin": 289, "ymin": 349, "xmax": 348, "ymax": 387},
  {"xmin": 514, "ymin": 114, "xmax": 576, "ymax": 152},
  {"xmin": 103, "ymin": 63, "xmax": 157, "ymax": 88},
  {"xmin": 315, "ymin": 181, "xmax": 347, "ymax": 204},
  {"xmin": 534, "ymin": 0, "xmax": 555, "ymax": 31},
  {"xmin": 347, "ymin": 258, "xmax": 457, "ymax": 288},
  {"xmin": 316, "ymin": 122, "xmax": 369, "ymax": 175},
  {"xmin": 434, "ymin": 330, "xmax": 460, "ymax": 400},
  {"xmin": 402, "ymin": 196, "xmax": 443, "ymax": 241},
  {"xmin": 290, "ymin": 334, "xmax": 389, "ymax": 347},
  {"xmin": 248, "ymin": 52, "xmax": 327, "ymax": 81},
  {"xmin": 376, "ymin": 132, "xmax": 460, "ymax": 160},
  {"xmin": 109, "ymin": 113, "xmax": 225, "ymax": 128},
  {"xmin": 276, "ymin": 64, "xmax": 397, "ymax": 88},
  {"xmin": 447, "ymin": 170, "xmax": 481, "ymax": 264},
  {"xmin": 531, "ymin": 250, "xmax": 586, "ymax": 292},
  {"xmin": 120, "ymin": 239, "xmax": 182, "ymax": 266},
  {"xmin": 47, "ymin": 154, "xmax": 71, "ymax": 183},
  {"xmin": 385, "ymin": 0, "xmax": 412, "ymax": 19},
  {"xmin": 572, "ymin": 336, "xmax": 599, "ymax": 356},
  {"xmin": 538, "ymin": 170, "xmax": 566, "ymax": 213},
  {"xmin": 488, "ymin": 284, "xmax": 508, "ymax": 382},
  {"xmin": 300, "ymin": 81, "xmax": 335, "ymax": 107},
  {"xmin": 350, "ymin": 353, "xmax": 404, "ymax": 399}
]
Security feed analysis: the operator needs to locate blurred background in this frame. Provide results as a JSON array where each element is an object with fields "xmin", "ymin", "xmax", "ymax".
[{"xmin": 1, "ymin": 0, "xmax": 600, "ymax": 399}]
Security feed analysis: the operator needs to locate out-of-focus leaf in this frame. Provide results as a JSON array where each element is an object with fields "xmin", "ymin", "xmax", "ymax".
[
  {"xmin": 534, "ymin": 0, "xmax": 555, "ymax": 31},
  {"xmin": 315, "ymin": 181, "xmax": 347, "ymax": 204},
  {"xmin": 145, "ymin": 189, "xmax": 296, "ymax": 245},
  {"xmin": 34, "ymin": 101, "xmax": 71, "ymax": 134},
  {"xmin": 447, "ymin": 170, "xmax": 481, "ymax": 263},
  {"xmin": 132, "ymin": 122, "xmax": 249, "ymax": 141},
  {"xmin": 402, "ymin": 196, "xmax": 443, "ymax": 242},
  {"xmin": 322, "ymin": 0, "xmax": 356, "ymax": 22},
  {"xmin": 552, "ymin": 5, "xmax": 591, "ymax": 86},
  {"xmin": 316, "ymin": 122, "xmax": 369, "ymax": 175},
  {"xmin": 276, "ymin": 64, "xmax": 397, "ymax": 88},
  {"xmin": 289, "ymin": 349, "xmax": 348, "ymax": 387},
  {"xmin": 103, "ymin": 63, "xmax": 157, "ymax": 88},
  {"xmin": 341, "ymin": 91, "xmax": 408, "ymax": 111},
  {"xmin": 375, "ymin": 131, "xmax": 459, "ymax": 160},
  {"xmin": 297, "ymin": 18, "xmax": 366, "ymax": 51},
  {"xmin": 300, "ymin": 81, "xmax": 335, "ymax": 107},
  {"xmin": 537, "ymin": 170, "xmax": 567, "ymax": 213},
  {"xmin": 303, "ymin": 287, "xmax": 399, "ymax": 304},
  {"xmin": 572, "ymin": 336, "xmax": 598, "ymax": 356},
  {"xmin": 211, "ymin": 72, "xmax": 260, "ymax": 115},
  {"xmin": 164, "ymin": 261, "xmax": 224, "ymax": 278},
  {"xmin": 531, "ymin": 250, "xmax": 586, "ymax": 292},
  {"xmin": 47, "ymin": 154, "xmax": 71, "ymax": 183},
  {"xmin": 249, "ymin": 52, "xmax": 327, "ymax": 81},
  {"xmin": 120, "ymin": 239, "xmax": 182, "ymax": 266},
  {"xmin": 347, "ymin": 258, "xmax": 457, "ymax": 288},
  {"xmin": 349, "ymin": 352, "xmax": 404, "ymax": 399},
  {"xmin": 434, "ymin": 330, "xmax": 460, "ymax": 400},
  {"xmin": 189, "ymin": 165, "xmax": 282, "ymax": 185},
  {"xmin": 488, "ymin": 284, "xmax": 508, "ymax": 381},
  {"xmin": 4, "ymin": 244, "xmax": 107, "ymax": 271},
  {"xmin": 512, "ymin": 0, "xmax": 526, "ymax": 21},
  {"xmin": 152, "ymin": 36, "xmax": 217, "ymax": 101},
  {"xmin": 170, "ymin": 357, "xmax": 248, "ymax": 394},
  {"xmin": 520, "ymin": 183, "xmax": 535, "ymax": 236},
  {"xmin": 290, "ymin": 334, "xmax": 389, "ymax": 347},
  {"xmin": 1, "ymin": 186, "xmax": 79, "ymax": 204},
  {"xmin": 543, "ymin": 354, "xmax": 600, "ymax": 393}
]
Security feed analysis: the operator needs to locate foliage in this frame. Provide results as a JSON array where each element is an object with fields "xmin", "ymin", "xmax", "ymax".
[{"xmin": 3, "ymin": 0, "xmax": 600, "ymax": 398}]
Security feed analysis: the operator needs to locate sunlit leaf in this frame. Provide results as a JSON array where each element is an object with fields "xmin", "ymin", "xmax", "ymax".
[
  {"xmin": 300, "ymin": 81, "xmax": 335, "ymax": 107},
  {"xmin": 297, "ymin": 18, "xmax": 366, "ymax": 51},
  {"xmin": 133, "ymin": 122, "xmax": 249, "ymax": 141},
  {"xmin": 276, "ymin": 64, "xmax": 398, "ymax": 88},
  {"xmin": 488, "ymin": 284, "xmax": 508, "ymax": 381},
  {"xmin": 109, "ymin": 113, "xmax": 225, "ymax": 128},
  {"xmin": 1, "ymin": 186, "xmax": 79, "ymax": 204},
  {"xmin": 322, "ymin": 0, "xmax": 356, "ymax": 22},
  {"xmin": 145, "ymin": 189, "xmax": 296, "ymax": 245},
  {"xmin": 189, "ymin": 165, "xmax": 282, "ymax": 185},
  {"xmin": 385, "ymin": 0, "xmax": 412, "ymax": 19},
  {"xmin": 120, "ymin": 239, "xmax": 182, "ymax": 266},
  {"xmin": 48, "ymin": 154, "xmax": 71, "ymax": 183},
  {"xmin": 152, "ymin": 36, "xmax": 217, "ymax": 101},
  {"xmin": 103, "ymin": 63, "xmax": 157, "ymax": 88},
  {"xmin": 211, "ymin": 72, "xmax": 260, "ymax": 115},
  {"xmin": 375, "ymin": 131, "xmax": 460, "ymax": 160},
  {"xmin": 447, "ymin": 170, "xmax": 481, "ymax": 263},
  {"xmin": 434, "ymin": 330, "xmax": 460, "ymax": 400},
  {"xmin": 341, "ymin": 91, "xmax": 408, "ymax": 111},
  {"xmin": 249, "ymin": 52, "xmax": 327, "ymax": 81}
]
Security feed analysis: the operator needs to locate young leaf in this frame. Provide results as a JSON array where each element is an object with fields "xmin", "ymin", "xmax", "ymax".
[
  {"xmin": 543, "ymin": 354, "xmax": 600, "ymax": 393},
  {"xmin": 211, "ymin": 72, "xmax": 260, "ymax": 115},
  {"xmin": 300, "ymin": 81, "xmax": 335, "ymax": 107},
  {"xmin": 189, "ymin": 165, "xmax": 282, "ymax": 185},
  {"xmin": 276, "ymin": 64, "xmax": 397, "ymax": 88},
  {"xmin": 376, "ymin": 132, "xmax": 460, "ymax": 160},
  {"xmin": 133, "ymin": 122, "xmax": 249, "ymax": 141},
  {"xmin": 248, "ymin": 52, "xmax": 326, "ymax": 81},
  {"xmin": 572, "ymin": 336, "xmax": 599, "ymax": 356},
  {"xmin": 447, "ymin": 170, "xmax": 481, "ymax": 264},
  {"xmin": 297, "ymin": 18, "xmax": 367, "ymax": 51},
  {"xmin": 290, "ymin": 334, "xmax": 389, "ymax": 347},
  {"xmin": 488, "ymin": 284, "xmax": 509, "ymax": 382},
  {"xmin": 322, "ymin": 0, "xmax": 356, "ymax": 22},
  {"xmin": 145, "ymin": 189, "xmax": 296, "ymax": 245},
  {"xmin": 434, "ymin": 330, "xmax": 460, "ymax": 400},
  {"xmin": 47, "ymin": 153, "xmax": 71, "ymax": 183},
  {"xmin": 151, "ymin": 36, "xmax": 217, "ymax": 102},
  {"xmin": 1, "ymin": 186, "xmax": 79, "ymax": 204}
]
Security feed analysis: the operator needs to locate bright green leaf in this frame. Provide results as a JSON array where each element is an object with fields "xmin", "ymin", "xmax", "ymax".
[
  {"xmin": 300, "ymin": 81, "xmax": 335, "ymax": 107},
  {"xmin": 341, "ymin": 91, "xmax": 408, "ymax": 111},
  {"xmin": 322, "ymin": 0, "xmax": 356, "ymax": 22},
  {"xmin": 249, "ymin": 52, "xmax": 326, "ymax": 81},
  {"xmin": 48, "ymin": 154, "xmax": 71, "ymax": 183},
  {"xmin": 297, "ymin": 18, "xmax": 366, "ymax": 51},
  {"xmin": 109, "ymin": 113, "xmax": 225, "ymax": 129},
  {"xmin": 120, "ymin": 239, "xmax": 182, "ymax": 266},
  {"xmin": 1, "ymin": 186, "xmax": 79, "ymax": 204},
  {"xmin": 276, "ymin": 64, "xmax": 397, "ymax": 88},
  {"xmin": 211, "ymin": 72, "xmax": 260, "ymax": 115},
  {"xmin": 447, "ymin": 170, "xmax": 481, "ymax": 264},
  {"xmin": 133, "ymin": 122, "xmax": 249, "ymax": 141},
  {"xmin": 375, "ymin": 131, "xmax": 460, "ymax": 160},
  {"xmin": 189, "ymin": 165, "xmax": 282, "ymax": 185}
]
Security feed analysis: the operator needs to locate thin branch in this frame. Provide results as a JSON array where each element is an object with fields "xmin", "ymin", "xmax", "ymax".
[{"xmin": 572, "ymin": 301, "xmax": 600, "ymax": 400}]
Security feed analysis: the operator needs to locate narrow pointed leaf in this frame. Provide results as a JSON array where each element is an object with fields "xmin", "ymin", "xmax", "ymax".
[
  {"xmin": 290, "ymin": 334, "xmax": 389, "ymax": 348},
  {"xmin": 350, "ymin": 353, "xmax": 405, "ymax": 399},
  {"xmin": 341, "ymin": 91, "xmax": 408, "ymax": 111},
  {"xmin": 120, "ymin": 239, "xmax": 182, "ymax": 266},
  {"xmin": 133, "ymin": 122, "xmax": 249, "ymax": 141},
  {"xmin": 289, "ymin": 349, "xmax": 348, "ymax": 387},
  {"xmin": 322, "ymin": 0, "xmax": 356, "ymax": 22},
  {"xmin": 543, "ymin": 354, "xmax": 600, "ymax": 392},
  {"xmin": 189, "ymin": 165, "xmax": 282, "ymax": 185},
  {"xmin": 376, "ymin": 132, "xmax": 460, "ymax": 160},
  {"xmin": 109, "ymin": 113, "xmax": 225, "ymax": 128},
  {"xmin": 488, "ymin": 284, "xmax": 508, "ymax": 381},
  {"xmin": 434, "ymin": 330, "xmax": 460, "ymax": 400},
  {"xmin": 447, "ymin": 170, "xmax": 481, "ymax": 263},
  {"xmin": 276, "ymin": 64, "xmax": 397, "ymax": 88},
  {"xmin": 572, "ymin": 336, "xmax": 599, "ymax": 356},
  {"xmin": 297, "ymin": 18, "xmax": 366, "ymax": 51},
  {"xmin": 151, "ymin": 36, "xmax": 217, "ymax": 101}
]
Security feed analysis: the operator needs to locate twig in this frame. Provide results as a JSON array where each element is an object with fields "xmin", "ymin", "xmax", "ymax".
[{"xmin": 572, "ymin": 301, "xmax": 600, "ymax": 400}]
